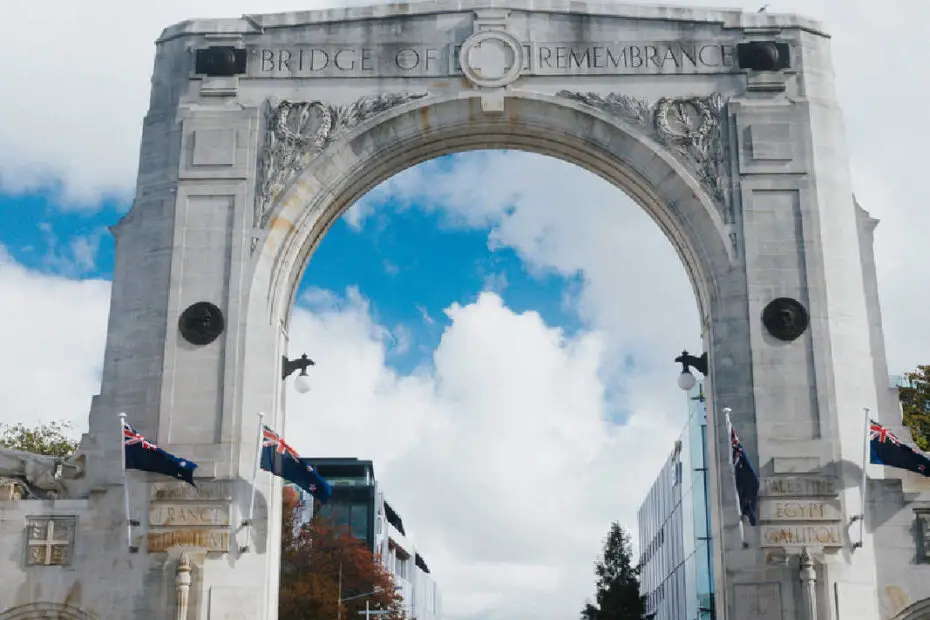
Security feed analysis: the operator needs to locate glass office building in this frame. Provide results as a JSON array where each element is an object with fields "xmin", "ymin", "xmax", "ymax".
[{"xmin": 637, "ymin": 381, "xmax": 715, "ymax": 620}]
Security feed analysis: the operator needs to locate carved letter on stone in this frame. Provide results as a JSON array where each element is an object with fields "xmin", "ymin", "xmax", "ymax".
[
  {"xmin": 556, "ymin": 91, "xmax": 730, "ymax": 221},
  {"xmin": 255, "ymin": 93, "xmax": 430, "ymax": 231}
]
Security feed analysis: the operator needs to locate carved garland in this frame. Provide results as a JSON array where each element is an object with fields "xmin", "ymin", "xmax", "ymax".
[
  {"xmin": 556, "ymin": 90, "xmax": 730, "ymax": 220},
  {"xmin": 255, "ymin": 93, "xmax": 429, "ymax": 230}
]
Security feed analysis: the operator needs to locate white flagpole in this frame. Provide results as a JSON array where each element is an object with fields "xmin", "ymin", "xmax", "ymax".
[
  {"xmin": 723, "ymin": 408, "xmax": 748, "ymax": 548},
  {"xmin": 118, "ymin": 412, "xmax": 135, "ymax": 552},
  {"xmin": 855, "ymin": 407, "xmax": 871, "ymax": 549},
  {"xmin": 241, "ymin": 412, "xmax": 265, "ymax": 553}
]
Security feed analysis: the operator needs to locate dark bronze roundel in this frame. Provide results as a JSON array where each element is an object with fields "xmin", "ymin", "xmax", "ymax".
[
  {"xmin": 179, "ymin": 302, "xmax": 225, "ymax": 346},
  {"xmin": 761, "ymin": 297, "xmax": 809, "ymax": 342}
]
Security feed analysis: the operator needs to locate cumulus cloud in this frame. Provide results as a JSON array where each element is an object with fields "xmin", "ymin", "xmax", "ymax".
[
  {"xmin": 0, "ymin": 249, "xmax": 110, "ymax": 434},
  {"xmin": 285, "ymin": 288, "xmax": 680, "ymax": 619}
]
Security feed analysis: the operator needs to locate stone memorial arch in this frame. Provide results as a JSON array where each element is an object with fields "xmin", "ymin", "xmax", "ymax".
[{"xmin": 4, "ymin": 1, "xmax": 928, "ymax": 619}]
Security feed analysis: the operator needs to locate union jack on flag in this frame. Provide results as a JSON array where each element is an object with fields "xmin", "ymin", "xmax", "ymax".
[
  {"xmin": 869, "ymin": 420, "xmax": 901, "ymax": 446},
  {"xmin": 121, "ymin": 417, "xmax": 198, "ymax": 485},
  {"xmin": 123, "ymin": 421, "xmax": 156, "ymax": 450},
  {"xmin": 263, "ymin": 426, "xmax": 300, "ymax": 460},
  {"xmin": 259, "ymin": 424, "xmax": 332, "ymax": 503},
  {"xmin": 869, "ymin": 418, "xmax": 930, "ymax": 478}
]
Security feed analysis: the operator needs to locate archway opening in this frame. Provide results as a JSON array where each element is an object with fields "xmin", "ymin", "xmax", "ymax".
[{"xmin": 275, "ymin": 141, "xmax": 713, "ymax": 620}]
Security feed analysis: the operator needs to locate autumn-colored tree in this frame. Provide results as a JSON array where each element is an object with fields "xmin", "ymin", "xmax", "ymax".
[
  {"xmin": 900, "ymin": 365, "xmax": 930, "ymax": 451},
  {"xmin": 0, "ymin": 421, "xmax": 79, "ymax": 457},
  {"xmin": 280, "ymin": 488, "xmax": 405, "ymax": 620}
]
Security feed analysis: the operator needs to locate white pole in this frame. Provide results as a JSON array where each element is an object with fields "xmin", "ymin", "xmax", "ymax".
[
  {"xmin": 723, "ymin": 408, "xmax": 748, "ymax": 548},
  {"xmin": 365, "ymin": 600, "xmax": 370, "ymax": 620},
  {"xmin": 118, "ymin": 412, "xmax": 134, "ymax": 552},
  {"xmin": 241, "ymin": 412, "xmax": 265, "ymax": 553},
  {"xmin": 856, "ymin": 407, "xmax": 871, "ymax": 549}
]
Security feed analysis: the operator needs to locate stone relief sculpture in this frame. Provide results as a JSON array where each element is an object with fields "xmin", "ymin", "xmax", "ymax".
[
  {"xmin": 0, "ymin": 447, "xmax": 87, "ymax": 499},
  {"xmin": 556, "ymin": 91, "xmax": 730, "ymax": 221},
  {"xmin": 255, "ymin": 92, "xmax": 430, "ymax": 231}
]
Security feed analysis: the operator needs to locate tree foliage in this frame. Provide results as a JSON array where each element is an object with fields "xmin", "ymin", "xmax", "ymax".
[
  {"xmin": 0, "ymin": 421, "xmax": 79, "ymax": 457},
  {"xmin": 580, "ymin": 522, "xmax": 645, "ymax": 620},
  {"xmin": 900, "ymin": 365, "xmax": 930, "ymax": 451},
  {"xmin": 280, "ymin": 487, "xmax": 405, "ymax": 620}
]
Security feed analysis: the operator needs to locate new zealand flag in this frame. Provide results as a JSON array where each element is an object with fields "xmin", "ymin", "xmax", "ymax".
[
  {"xmin": 730, "ymin": 425, "xmax": 760, "ymax": 526},
  {"xmin": 260, "ymin": 426, "xmax": 332, "ymax": 504},
  {"xmin": 123, "ymin": 420, "xmax": 198, "ymax": 486},
  {"xmin": 870, "ymin": 419, "xmax": 930, "ymax": 477}
]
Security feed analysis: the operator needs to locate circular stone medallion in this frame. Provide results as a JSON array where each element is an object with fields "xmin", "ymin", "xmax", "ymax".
[
  {"xmin": 179, "ymin": 301, "xmax": 226, "ymax": 346},
  {"xmin": 459, "ymin": 31, "xmax": 524, "ymax": 88},
  {"xmin": 761, "ymin": 297, "xmax": 809, "ymax": 342}
]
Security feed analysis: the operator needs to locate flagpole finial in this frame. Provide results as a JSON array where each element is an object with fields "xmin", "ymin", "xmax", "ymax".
[
  {"xmin": 723, "ymin": 407, "xmax": 732, "ymax": 415},
  {"xmin": 258, "ymin": 411, "xmax": 265, "ymax": 419},
  {"xmin": 119, "ymin": 412, "xmax": 127, "ymax": 420}
]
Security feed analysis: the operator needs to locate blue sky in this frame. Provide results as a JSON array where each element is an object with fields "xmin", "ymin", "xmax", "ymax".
[{"xmin": 0, "ymin": 155, "xmax": 584, "ymax": 377}]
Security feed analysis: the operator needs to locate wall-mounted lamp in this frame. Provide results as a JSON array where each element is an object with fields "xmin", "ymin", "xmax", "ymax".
[
  {"xmin": 282, "ymin": 354, "xmax": 315, "ymax": 394},
  {"xmin": 675, "ymin": 350, "xmax": 708, "ymax": 391}
]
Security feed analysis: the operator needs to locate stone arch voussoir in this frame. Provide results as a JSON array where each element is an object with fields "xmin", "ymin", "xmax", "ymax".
[
  {"xmin": 0, "ymin": 603, "xmax": 98, "ymax": 620},
  {"xmin": 257, "ymin": 91, "xmax": 737, "ymax": 330},
  {"xmin": 891, "ymin": 599, "xmax": 930, "ymax": 620}
]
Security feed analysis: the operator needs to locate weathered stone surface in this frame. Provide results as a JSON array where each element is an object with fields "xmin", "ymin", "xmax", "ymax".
[
  {"xmin": 1, "ymin": 1, "xmax": 926, "ymax": 619},
  {"xmin": 147, "ymin": 528, "xmax": 231, "ymax": 553}
]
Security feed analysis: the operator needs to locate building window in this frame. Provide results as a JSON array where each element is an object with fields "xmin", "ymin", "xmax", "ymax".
[{"xmin": 917, "ymin": 511, "xmax": 930, "ymax": 563}]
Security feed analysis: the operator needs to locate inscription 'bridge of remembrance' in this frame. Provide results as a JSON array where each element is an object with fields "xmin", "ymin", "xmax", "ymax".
[{"xmin": 3, "ymin": 1, "xmax": 930, "ymax": 620}]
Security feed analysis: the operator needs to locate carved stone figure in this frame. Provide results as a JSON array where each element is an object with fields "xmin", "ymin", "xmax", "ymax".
[{"xmin": 0, "ymin": 447, "xmax": 87, "ymax": 499}]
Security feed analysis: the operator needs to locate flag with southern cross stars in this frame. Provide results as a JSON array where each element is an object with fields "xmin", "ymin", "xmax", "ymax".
[
  {"xmin": 122, "ymin": 420, "xmax": 198, "ymax": 486},
  {"xmin": 869, "ymin": 419, "xmax": 930, "ymax": 477},
  {"xmin": 260, "ymin": 426, "xmax": 332, "ymax": 504},
  {"xmin": 730, "ymin": 423, "xmax": 760, "ymax": 526}
]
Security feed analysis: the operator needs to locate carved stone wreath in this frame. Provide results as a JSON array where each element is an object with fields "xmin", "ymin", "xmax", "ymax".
[
  {"xmin": 255, "ymin": 93, "xmax": 429, "ymax": 230},
  {"xmin": 556, "ymin": 90, "xmax": 730, "ymax": 220}
]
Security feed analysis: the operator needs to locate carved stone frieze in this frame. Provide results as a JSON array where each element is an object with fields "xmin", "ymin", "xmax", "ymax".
[
  {"xmin": 255, "ymin": 93, "xmax": 429, "ymax": 230},
  {"xmin": 556, "ymin": 90, "xmax": 730, "ymax": 220}
]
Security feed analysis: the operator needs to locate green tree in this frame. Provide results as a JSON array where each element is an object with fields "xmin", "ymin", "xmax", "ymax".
[
  {"xmin": 580, "ymin": 522, "xmax": 645, "ymax": 620},
  {"xmin": 0, "ymin": 421, "xmax": 79, "ymax": 457},
  {"xmin": 900, "ymin": 365, "xmax": 930, "ymax": 451}
]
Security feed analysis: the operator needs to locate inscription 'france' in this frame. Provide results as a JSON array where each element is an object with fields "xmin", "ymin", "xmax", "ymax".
[{"xmin": 247, "ymin": 40, "xmax": 738, "ymax": 78}]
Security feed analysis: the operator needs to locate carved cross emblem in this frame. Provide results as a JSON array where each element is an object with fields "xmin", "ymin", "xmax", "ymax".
[
  {"xmin": 468, "ymin": 39, "xmax": 510, "ymax": 80},
  {"xmin": 26, "ymin": 517, "xmax": 76, "ymax": 566}
]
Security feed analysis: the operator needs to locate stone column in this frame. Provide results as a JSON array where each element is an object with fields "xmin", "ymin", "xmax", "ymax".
[
  {"xmin": 799, "ymin": 548, "xmax": 817, "ymax": 620},
  {"xmin": 175, "ymin": 551, "xmax": 192, "ymax": 620}
]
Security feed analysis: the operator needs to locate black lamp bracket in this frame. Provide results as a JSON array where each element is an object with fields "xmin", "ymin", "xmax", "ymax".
[
  {"xmin": 675, "ymin": 350, "xmax": 708, "ymax": 376},
  {"xmin": 282, "ymin": 354, "xmax": 315, "ymax": 380}
]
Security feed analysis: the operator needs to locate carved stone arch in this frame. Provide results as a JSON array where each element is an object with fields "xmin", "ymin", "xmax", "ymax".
[
  {"xmin": 254, "ymin": 91, "xmax": 737, "ymax": 331},
  {"xmin": 0, "ymin": 603, "xmax": 98, "ymax": 620},
  {"xmin": 891, "ymin": 599, "xmax": 930, "ymax": 620}
]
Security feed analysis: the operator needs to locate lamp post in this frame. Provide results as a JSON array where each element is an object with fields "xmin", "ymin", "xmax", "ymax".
[
  {"xmin": 338, "ymin": 584, "xmax": 400, "ymax": 620},
  {"xmin": 282, "ymin": 353, "xmax": 315, "ymax": 393},
  {"xmin": 674, "ymin": 350, "xmax": 708, "ymax": 391}
]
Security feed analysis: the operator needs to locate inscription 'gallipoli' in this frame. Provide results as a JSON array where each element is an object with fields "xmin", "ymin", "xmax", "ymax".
[{"xmin": 247, "ymin": 40, "xmax": 738, "ymax": 78}]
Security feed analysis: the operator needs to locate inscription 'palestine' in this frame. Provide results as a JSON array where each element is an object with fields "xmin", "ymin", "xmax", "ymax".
[{"xmin": 246, "ymin": 40, "xmax": 738, "ymax": 78}]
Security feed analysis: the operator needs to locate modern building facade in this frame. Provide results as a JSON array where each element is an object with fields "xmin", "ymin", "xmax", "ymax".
[
  {"xmin": 290, "ymin": 458, "xmax": 442, "ymax": 620},
  {"xmin": 637, "ymin": 381, "xmax": 715, "ymax": 620}
]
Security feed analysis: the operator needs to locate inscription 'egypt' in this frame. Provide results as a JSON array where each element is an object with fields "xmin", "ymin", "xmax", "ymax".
[{"xmin": 247, "ymin": 40, "xmax": 738, "ymax": 78}]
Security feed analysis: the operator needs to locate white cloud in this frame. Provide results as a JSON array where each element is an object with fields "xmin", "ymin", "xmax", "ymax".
[
  {"xmin": 285, "ymin": 288, "xmax": 680, "ymax": 619},
  {"xmin": 0, "ymin": 249, "xmax": 110, "ymax": 435}
]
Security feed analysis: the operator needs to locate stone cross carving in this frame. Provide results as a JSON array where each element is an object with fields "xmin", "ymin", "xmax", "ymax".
[
  {"xmin": 26, "ymin": 517, "xmax": 76, "ymax": 566},
  {"xmin": 469, "ymin": 39, "xmax": 508, "ymax": 80},
  {"xmin": 799, "ymin": 547, "xmax": 818, "ymax": 620},
  {"xmin": 175, "ymin": 551, "xmax": 193, "ymax": 620}
]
